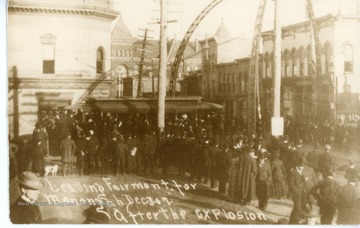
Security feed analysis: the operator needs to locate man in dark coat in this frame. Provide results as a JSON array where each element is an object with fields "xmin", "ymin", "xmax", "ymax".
[
  {"xmin": 32, "ymin": 139, "xmax": 45, "ymax": 177},
  {"xmin": 278, "ymin": 135, "xmax": 290, "ymax": 161},
  {"xmin": 84, "ymin": 132, "xmax": 99, "ymax": 176},
  {"xmin": 289, "ymin": 157, "xmax": 308, "ymax": 224},
  {"xmin": 75, "ymin": 132, "xmax": 86, "ymax": 176},
  {"xmin": 344, "ymin": 161, "xmax": 359, "ymax": 183},
  {"xmin": 317, "ymin": 144, "xmax": 333, "ymax": 179},
  {"xmin": 142, "ymin": 132, "xmax": 157, "ymax": 175},
  {"xmin": 208, "ymin": 140, "xmax": 222, "ymax": 188},
  {"xmin": 115, "ymin": 137, "xmax": 128, "ymax": 176},
  {"xmin": 336, "ymin": 172, "xmax": 360, "ymax": 224},
  {"xmin": 214, "ymin": 144, "xmax": 232, "ymax": 194},
  {"xmin": 32, "ymin": 123, "xmax": 49, "ymax": 156},
  {"xmin": 105, "ymin": 134, "xmax": 117, "ymax": 176},
  {"xmin": 10, "ymin": 171, "xmax": 44, "ymax": 224},
  {"xmin": 310, "ymin": 168, "xmax": 340, "ymax": 224},
  {"xmin": 126, "ymin": 135, "xmax": 141, "ymax": 174},
  {"xmin": 306, "ymin": 144, "xmax": 321, "ymax": 178},
  {"xmin": 271, "ymin": 151, "xmax": 288, "ymax": 199},
  {"xmin": 238, "ymin": 148, "xmax": 258, "ymax": 206},
  {"xmin": 60, "ymin": 133, "xmax": 76, "ymax": 176},
  {"xmin": 256, "ymin": 153, "xmax": 272, "ymax": 210}
]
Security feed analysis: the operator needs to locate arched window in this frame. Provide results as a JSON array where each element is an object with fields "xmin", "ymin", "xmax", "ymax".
[
  {"xmin": 298, "ymin": 46, "xmax": 305, "ymax": 76},
  {"xmin": 291, "ymin": 48, "xmax": 297, "ymax": 77},
  {"xmin": 218, "ymin": 74, "xmax": 222, "ymax": 92},
  {"xmin": 344, "ymin": 44, "xmax": 353, "ymax": 73},
  {"xmin": 264, "ymin": 52, "xmax": 271, "ymax": 78},
  {"xmin": 284, "ymin": 49, "xmax": 290, "ymax": 77},
  {"xmin": 96, "ymin": 47, "xmax": 105, "ymax": 76},
  {"xmin": 306, "ymin": 45, "xmax": 313, "ymax": 76},
  {"xmin": 232, "ymin": 73, "xmax": 236, "ymax": 92},
  {"xmin": 244, "ymin": 72, "xmax": 248, "ymax": 92},
  {"xmin": 212, "ymin": 79, "xmax": 216, "ymax": 95},
  {"xmin": 238, "ymin": 73, "xmax": 243, "ymax": 92},
  {"xmin": 225, "ymin": 73, "xmax": 229, "ymax": 93}
]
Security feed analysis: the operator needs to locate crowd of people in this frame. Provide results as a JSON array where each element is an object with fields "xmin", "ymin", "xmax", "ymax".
[{"xmin": 9, "ymin": 109, "xmax": 360, "ymax": 224}]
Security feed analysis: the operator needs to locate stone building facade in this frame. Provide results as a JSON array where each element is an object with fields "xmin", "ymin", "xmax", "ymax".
[{"xmin": 8, "ymin": 0, "xmax": 119, "ymax": 136}]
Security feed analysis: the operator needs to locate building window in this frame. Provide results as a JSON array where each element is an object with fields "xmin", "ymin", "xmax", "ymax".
[
  {"xmin": 226, "ymin": 74, "xmax": 230, "ymax": 93},
  {"xmin": 222, "ymin": 74, "xmax": 226, "ymax": 93},
  {"xmin": 284, "ymin": 49, "xmax": 290, "ymax": 77},
  {"xmin": 291, "ymin": 48, "xmax": 297, "ymax": 76},
  {"xmin": 96, "ymin": 47, "xmax": 105, "ymax": 75},
  {"xmin": 281, "ymin": 54, "xmax": 285, "ymax": 77},
  {"xmin": 344, "ymin": 44, "xmax": 353, "ymax": 73},
  {"xmin": 238, "ymin": 73, "xmax": 242, "ymax": 92},
  {"xmin": 40, "ymin": 33, "xmax": 57, "ymax": 74},
  {"xmin": 299, "ymin": 47, "xmax": 305, "ymax": 76},
  {"xmin": 218, "ymin": 74, "xmax": 222, "ymax": 92},
  {"xmin": 244, "ymin": 72, "xmax": 248, "ymax": 92},
  {"xmin": 264, "ymin": 52, "xmax": 271, "ymax": 78},
  {"xmin": 232, "ymin": 73, "xmax": 236, "ymax": 92},
  {"xmin": 306, "ymin": 45, "xmax": 313, "ymax": 76},
  {"xmin": 212, "ymin": 80, "xmax": 216, "ymax": 95},
  {"xmin": 42, "ymin": 44, "xmax": 55, "ymax": 74}
]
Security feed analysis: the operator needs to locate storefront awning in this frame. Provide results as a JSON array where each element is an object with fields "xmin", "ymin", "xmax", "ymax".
[
  {"xmin": 94, "ymin": 102, "xmax": 130, "ymax": 113},
  {"xmin": 64, "ymin": 103, "xmax": 92, "ymax": 112}
]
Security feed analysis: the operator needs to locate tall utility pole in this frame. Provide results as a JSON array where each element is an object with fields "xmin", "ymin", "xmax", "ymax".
[
  {"xmin": 137, "ymin": 28, "xmax": 153, "ymax": 97},
  {"xmin": 272, "ymin": 0, "xmax": 283, "ymax": 136},
  {"xmin": 158, "ymin": 0, "xmax": 167, "ymax": 133}
]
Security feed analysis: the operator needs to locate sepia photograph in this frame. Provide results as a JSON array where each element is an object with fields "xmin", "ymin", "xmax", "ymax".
[{"xmin": 6, "ymin": 0, "xmax": 360, "ymax": 225}]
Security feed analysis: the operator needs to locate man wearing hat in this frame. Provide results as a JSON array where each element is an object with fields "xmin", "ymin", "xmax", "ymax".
[
  {"xmin": 82, "ymin": 205, "xmax": 110, "ymax": 224},
  {"xmin": 32, "ymin": 138, "xmax": 45, "ymax": 177},
  {"xmin": 238, "ymin": 147, "xmax": 258, "ymax": 206},
  {"xmin": 289, "ymin": 157, "xmax": 309, "ymax": 224},
  {"xmin": 317, "ymin": 144, "xmax": 333, "ymax": 179},
  {"xmin": 336, "ymin": 171, "xmax": 360, "ymax": 224},
  {"xmin": 60, "ymin": 133, "xmax": 76, "ymax": 176},
  {"xmin": 306, "ymin": 144, "xmax": 321, "ymax": 179},
  {"xmin": 10, "ymin": 171, "xmax": 44, "ymax": 224},
  {"xmin": 309, "ymin": 168, "xmax": 340, "ymax": 224}
]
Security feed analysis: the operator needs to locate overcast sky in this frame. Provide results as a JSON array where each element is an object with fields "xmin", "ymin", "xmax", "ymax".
[{"xmin": 113, "ymin": 0, "xmax": 359, "ymax": 40}]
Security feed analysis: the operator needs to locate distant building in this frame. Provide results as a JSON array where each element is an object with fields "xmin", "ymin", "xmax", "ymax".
[
  {"xmin": 199, "ymin": 20, "xmax": 252, "ymax": 119},
  {"xmin": 199, "ymin": 13, "xmax": 360, "ymax": 124},
  {"xmin": 261, "ymin": 13, "xmax": 360, "ymax": 122},
  {"xmin": 8, "ymin": 0, "xmax": 119, "ymax": 136}
]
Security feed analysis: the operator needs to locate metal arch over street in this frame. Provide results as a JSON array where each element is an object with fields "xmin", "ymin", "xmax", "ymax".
[
  {"xmin": 168, "ymin": 0, "xmax": 223, "ymax": 96},
  {"xmin": 247, "ymin": 0, "xmax": 267, "ymax": 136}
]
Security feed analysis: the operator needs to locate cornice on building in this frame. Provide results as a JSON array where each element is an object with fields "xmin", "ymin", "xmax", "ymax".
[
  {"xmin": 8, "ymin": 2, "xmax": 119, "ymax": 20},
  {"xmin": 8, "ymin": 77, "xmax": 113, "ymax": 90},
  {"xmin": 262, "ymin": 14, "xmax": 339, "ymax": 40}
]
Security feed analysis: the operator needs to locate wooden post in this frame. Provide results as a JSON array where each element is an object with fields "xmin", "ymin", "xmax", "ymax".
[
  {"xmin": 158, "ymin": 0, "xmax": 167, "ymax": 134},
  {"xmin": 271, "ymin": 0, "xmax": 284, "ymax": 136}
]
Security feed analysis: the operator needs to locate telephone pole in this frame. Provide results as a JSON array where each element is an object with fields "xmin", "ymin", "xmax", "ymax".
[
  {"xmin": 137, "ymin": 28, "xmax": 153, "ymax": 97},
  {"xmin": 272, "ymin": 0, "xmax": 283, "ymax": 136},
  {"xmin": 158, "ymin": 0, "xmax": 167, "ymax": 133}
]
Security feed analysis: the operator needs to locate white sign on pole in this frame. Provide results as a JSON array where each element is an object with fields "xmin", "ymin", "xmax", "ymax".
[{"xmin": 271, "ymin": 117, "xmax": 284, "ymax": 136}]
